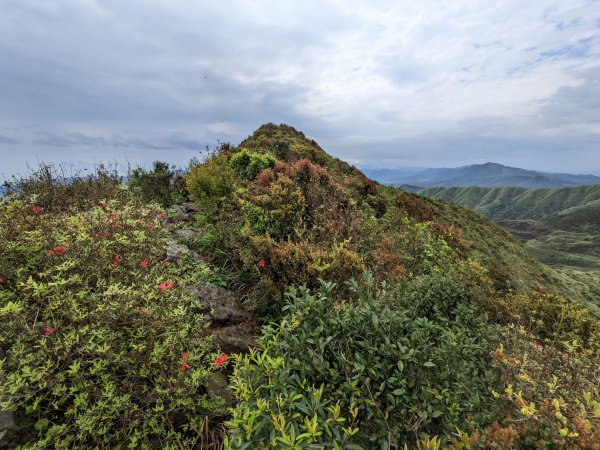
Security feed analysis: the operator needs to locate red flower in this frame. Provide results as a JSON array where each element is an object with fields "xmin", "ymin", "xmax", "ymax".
[
  {"xmin": 183, "ymin": 353, "xmax": 189, "ymax": 361},
  {"xmin": 258, "ymin": 259, "xmax": 266, "ymax": 268},
  {"xmin": 48, "ymin": 249, "xmax": 56, "ymax": 256},
  {"xmin": 44, "ymin": 326, "xmax": 55, "ymax": 337},
  {"xmin": 112, "ymin": 263, "xmax": 119, "ymax": 269},
  {"xmin": 159, "ymin": 280, "xmax": 173, "ymax": 291},
  {"xmin": 162, "ymin": 260, "xmax": 169, "ymax": 267},
  {"xmin": 111, "ymin": 213, "xmax": 120, "ymax": 220},
  {"xmin": 141, "ymin": 260, "xmax": 149, "ymax": 268},
  {"xmin": 100, "ymin": 202, "xmax": 109, "ymax": 208},
  {"xmin": 113, "ymin": 256, "xmax": 120, "ymax": 263},
  {"xmin": 180, "ymin": 362, "xmax": 191, "ymax": 371},
  {"xmin": 55, "ymin": 245, "xmax": 65, "ymax": 255},
  {"xmin": 149, "ymin": 222, "xmax": 156, "ymax": 228},
  {"xmin": 32, "ymin": 206, "xmax": 42, "ymax": 214},
  {"xmin": 215, "ymin": 352, "xmax": 228, "ymax": 369}
]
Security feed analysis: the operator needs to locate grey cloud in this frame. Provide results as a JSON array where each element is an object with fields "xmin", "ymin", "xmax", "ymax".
[
  {"xmin": 536, "ymin": 66, "xmax": 600, "ymax": 127},
  {"xmin": 0, "ymin": 134, "xmax": 18, "ymax": 144}
]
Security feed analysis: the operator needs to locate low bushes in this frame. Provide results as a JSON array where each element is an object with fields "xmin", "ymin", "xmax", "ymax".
[
  {"xmin": 0, "ymin": 194, "xmax": 227, "ymax": 448},
  {"xmin": 227, "ymin": 274, "xmax": 500, "ymax": 448}
]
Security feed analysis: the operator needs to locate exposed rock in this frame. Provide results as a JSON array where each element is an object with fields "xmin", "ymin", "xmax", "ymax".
[
  {"xmin": 0, "ymin": 411, "xmax": 15, "ymax": 449},
  {"xmin": 212, "ymin": 325, "xmax": 257, "ymax": 354},
  {"xmin": 189, "ymin": 283, "xmax": 251, "ymax": 324},
  {"xmin": 166, "ymin": 242, "xmax": 202, "ymax": 262},
  {"xmin": 204, "ymin": 372, "xmax": 234, "ymax": 407},
  {"xmin": 182, "ymin": 202, "xmax": 200, "ymax": 213},
  {"xmin": 174, "ymin": 228, "xmax": 198, "ymax": 241}
]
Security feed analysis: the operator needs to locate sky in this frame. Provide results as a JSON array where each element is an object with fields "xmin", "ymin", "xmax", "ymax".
[{"xmin": 1, "ymin": 0, "xmax": 599, "ymax": 177}]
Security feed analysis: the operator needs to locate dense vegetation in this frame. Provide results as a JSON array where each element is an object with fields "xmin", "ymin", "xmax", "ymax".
[
  {"xmin": 1, "ymin": 124, "xmax": 599, "ymax": 448},
  {"xmin": 414, "ymin": 185, "xmax": 600, "ymax": 221},
  {"xmin": 413, "ymin": 185, "xmax": 600, "ymax": 304}
]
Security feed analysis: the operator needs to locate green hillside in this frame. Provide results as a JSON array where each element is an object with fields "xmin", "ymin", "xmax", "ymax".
[
  {"xmin": 2, "ymin": 124, "xmax": 600, "ymax": 448},
  {"xmin": 418, "ymin": 185, "xmax": 600, "ymax": 220}
]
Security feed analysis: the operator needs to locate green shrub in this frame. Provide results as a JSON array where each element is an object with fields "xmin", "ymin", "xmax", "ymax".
[
  {"xmin": 227, "ymin": 274, "xmax": 500, "ymax": 448},
  {"xmin": 128, "ymin": 160, "xmax": 187, "ymax": 207},
  {"xmin": 0, "ymin": 196, "xmax": 227, "ymax": 448},
  {"xmin": 186, "ymin": 154, "xmax": 238, "ymax": 208},
  {"xmin": 453, "ymin": 326, "xmax": 600, "ymax": 448},
  {"xmin": 229, "ymin": 148, "xmax": 277, "ymax": 180}
]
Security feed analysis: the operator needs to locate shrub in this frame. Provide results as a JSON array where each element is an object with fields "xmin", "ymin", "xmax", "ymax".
[
  {"xmin": 1, "ymin": 163, "xmax": 125, "ymax": 211},
  {"xmin": 0, "ymin": 196, "xmax": 227, "ymax": 448},
  {"xmin": 453, "ymin": 326, "xmax": 600, "ymax": 448},
  {"xmin": 227, "ymin": 274, "xmax": 500, "ymax": 448},
  {"xmin": 229, "ymin": 148, "xmax": 277, "ymax": 181},
  {"xmin": 481, "ymin": 290, "xmax": 600, "ymax": 349},
  {"xmin": 128, "ymin": 160, "xmax": 187, "ymax": 207},
  {"xmin": 187, "ymin": 154, "xmax": 238, "ymax": 208}
]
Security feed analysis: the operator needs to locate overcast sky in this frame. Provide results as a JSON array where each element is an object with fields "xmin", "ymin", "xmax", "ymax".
[{"xmin": 1, "ymin": 0, "xmax": 599, "ymax": 177}]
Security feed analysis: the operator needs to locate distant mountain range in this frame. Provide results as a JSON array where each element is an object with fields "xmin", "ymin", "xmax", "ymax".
[{"xmin": 363, "ymin": 162, "xmax": 600, "ymax": 188}]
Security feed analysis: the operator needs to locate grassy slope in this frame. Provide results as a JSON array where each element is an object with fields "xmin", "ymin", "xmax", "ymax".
[{"xmin": 418, "ymin": 185, "xmax": 600, "ymax": 220}]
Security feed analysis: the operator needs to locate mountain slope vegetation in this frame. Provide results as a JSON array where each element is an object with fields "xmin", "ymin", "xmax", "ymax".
[
  {"xmin": 415, "ymin": 184, "xmax": 600, "ymax": 220},
  {"xmin": 2, "ymin": 123, "xmax": 600, "ymax": 449}
]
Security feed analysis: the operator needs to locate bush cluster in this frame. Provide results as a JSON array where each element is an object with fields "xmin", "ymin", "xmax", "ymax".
[
  {"xmin": 227, "ymin": 274, "xmax": 500, "ymax": 448},
  {"xmin": 0, "ymin": 189, "xmax": 227, "ymax": 448},
  {"xmin": 127, "ymin": 160, "xmax": 188, "ymax": 207}
]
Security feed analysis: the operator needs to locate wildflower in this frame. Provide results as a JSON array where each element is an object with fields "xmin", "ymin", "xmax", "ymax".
[
  {"xmin": 113, "ymin": 256, "xmax": 120, "ymax": 263},
  {"xmin": 44, "ymin": 326, "xmax": 55, "ymax": 337},
  {"xmin": 159, "ymin": 280, "xmax": 173, "ymax": 291},
  {"xmin": 32, "ymin": 206, "xmax": 42, "ymax": 214},
  {"xmin": 112, "ymin": 222, "xmax": 119, "ymax": 228},
  {"xmin": 149, "ymin": 222, "xmax": 156, "ymax": 228},
  {"xmin": 55, "ymin": 245, "xmax": 65, "ymax": 255},
  {"xmin": 181, "ymin": 362, "xmax": 191, "ymax": 371},
  {"xmin": 258, "ymin": 259, "xmax": 266, "ymax": 268},
  {"xmin": 48, "ymin": 249, "xmax": 56, "ymax": 256},
  {"xmin": 215, "ymin": 352, "xmax": 228, "ymax": 369},
  {"xmin": 183, "ymin": 353, "xmax": 189, "ymax": 361},
  {"xmin": 111, "ymin": 213, "xmax": 120, "ymax": 220},
  {"xmin": 141, "ymin": 260, "xmax": 149, "ymax": 268},
  {"xmin": 100, "ymin": 201, "xmax": 109, "ymax": 208}
]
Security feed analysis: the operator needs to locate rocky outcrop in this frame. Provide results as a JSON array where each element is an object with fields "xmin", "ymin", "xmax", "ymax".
[{"xmin": 189, "ymin": 282, "xmax": 251, "ymax": 324}]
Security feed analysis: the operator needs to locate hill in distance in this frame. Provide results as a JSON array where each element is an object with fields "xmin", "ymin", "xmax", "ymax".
[{"xmin": 364, "ymin": 162, "xmax": 600, "ymax": 188}]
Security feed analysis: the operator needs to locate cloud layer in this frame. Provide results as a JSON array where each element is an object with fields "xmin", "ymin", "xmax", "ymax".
[{"xmin": 1, "ymin": 0, "xmax": 599, "ymax": 175}]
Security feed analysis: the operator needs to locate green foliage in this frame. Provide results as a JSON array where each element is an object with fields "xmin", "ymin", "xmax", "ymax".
[
  {"xmin": 453, "ymin": 326, "xmax": 600, "ymax": 448},
  {"xmin": 128, "ymin": 160, "xmax": 187, "ymax": 207},
  {"xmin": 1, "ymin": 163, "xmax": 125, "ymax": 211},
  {"xmin": 417, "ymin": 184, "xmax": 600, "ymax": 221},
  {"xmin": 481, "ymin": 290, "xmax": 600, "ymax": 349},
  {"xmin": 227, "ymin": 274, "xmax": 500, "ymax": 448},
  {"xmin": 0, "ymin": 194, "xmax": 226, "ymax": 448},
  {"xmin": 229, "ymin": 148, "xmax": 277, "ymax": 181},
  {"xmin": 186, "ymin": 153, "xmax": 238, "ymax": 208}
]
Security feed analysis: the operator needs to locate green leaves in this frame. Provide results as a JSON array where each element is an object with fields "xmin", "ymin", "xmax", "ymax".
[
  {"xmin": 0, "ymin": 197, "xmax": 223, "ymax": 448},
  {"xmin": 228, "ymin": 275, "xmax": 500, "ymax": 448}
]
